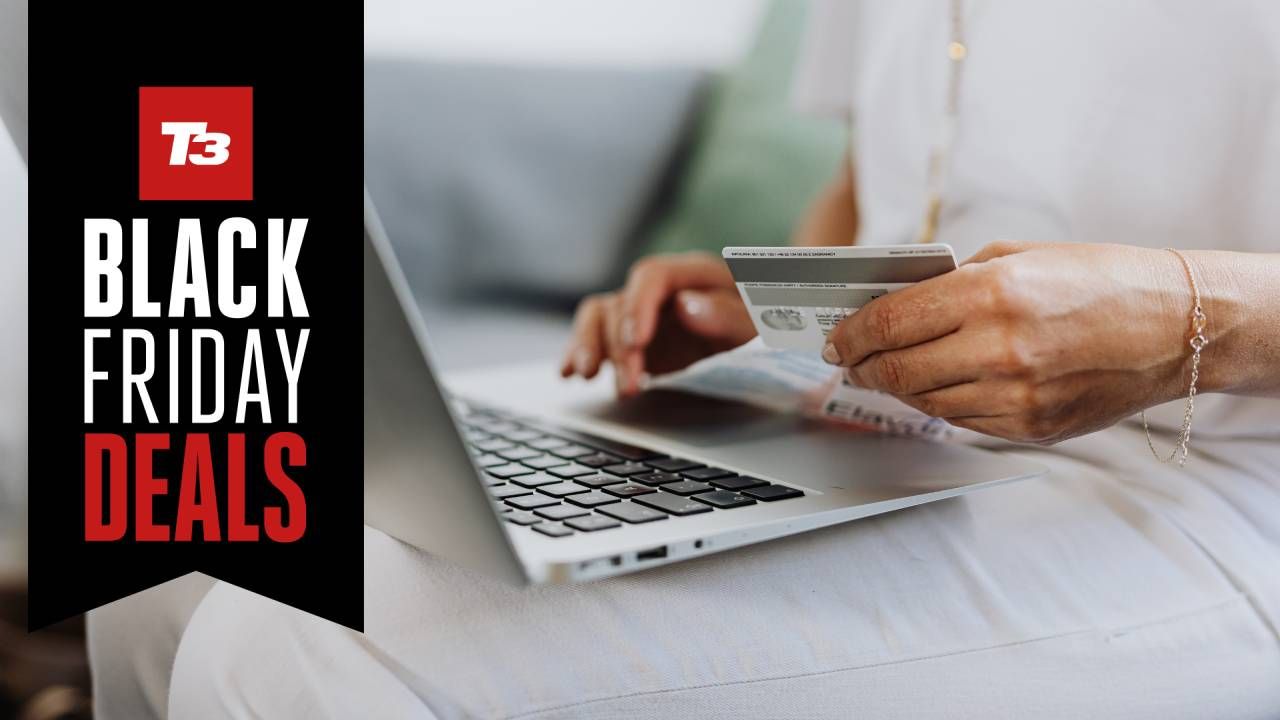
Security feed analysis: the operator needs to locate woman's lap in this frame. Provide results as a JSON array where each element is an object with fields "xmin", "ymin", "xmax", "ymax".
[
  {"xmin": 172, "ymin": 581, "xmax": 1277, "ymax": 719},
  {"xmin": 87, "ymin": 572, "xmax": 217, "ymax": 720},
  {"xmin": 162, "ymin": 424, "xmax": 1280, "ymax": 719}
]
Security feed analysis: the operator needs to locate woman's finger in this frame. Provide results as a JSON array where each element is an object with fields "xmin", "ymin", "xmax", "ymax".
[
  {"xmin": 561, "ymin": 295, "xmax": 607, "ymax": 379},
  {"xmin": 674, "ymin": 289, "xmax": 756, "ymax": 344},
  {"xmin": 602, "ymin": 294, "xmax": 642, "ymax": 396},
  {"xmin": 845, "ymin": 326, "xmax": 1012, "ymax": 395},
  {"xmin": 823, "ymin": 268, "xmax": 974, "ymax": 368},
  {"xmin": 889, "ymin": 379, "xmax": 1031, "ymax": 419},
  {"xmin": 618, "ymin": 253, "xmax": 736, "ymax": 352}
]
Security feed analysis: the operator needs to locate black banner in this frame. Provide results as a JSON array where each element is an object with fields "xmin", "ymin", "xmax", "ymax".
[{"xmin": 28, "ymin": 4, "xmax": 364, "ymax": 629}]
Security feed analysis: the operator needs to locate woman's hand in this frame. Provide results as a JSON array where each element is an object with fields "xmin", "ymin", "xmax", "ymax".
[
  {"xmin": 822, "ymin": 241, "xmax": 1206, "ymax": 444},
  {"xmin": 561, "ymin": 252, "xmax": 756, "ymax": 397}
]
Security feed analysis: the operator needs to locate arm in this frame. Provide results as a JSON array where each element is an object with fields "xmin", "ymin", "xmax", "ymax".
[
  {"xmin": 790, "ymin": 152, "xmax": 857, "ymax": 247},
  {"xmin": 1184, "ymin": 250, "xmax": 1280, "ymax": 398}
]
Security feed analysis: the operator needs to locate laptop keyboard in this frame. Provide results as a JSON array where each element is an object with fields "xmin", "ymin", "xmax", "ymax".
[{"xmin": 459, "ymin": 405, "xmax": 804, "ymax": 538}]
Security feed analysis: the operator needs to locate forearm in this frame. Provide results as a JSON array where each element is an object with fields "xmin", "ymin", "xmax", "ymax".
[
  {"xmin": 1184, "ymin": 250, "xmax": 1280, "ymax": 397},
  {"xmin": 790, "ymin": 152, "xmax": 857, "ymax": 247}
]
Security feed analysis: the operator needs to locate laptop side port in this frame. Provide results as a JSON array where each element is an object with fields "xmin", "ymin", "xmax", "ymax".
[{"xmin": 636, "ymin": 545, "xmax": 668, "ymax": 561}]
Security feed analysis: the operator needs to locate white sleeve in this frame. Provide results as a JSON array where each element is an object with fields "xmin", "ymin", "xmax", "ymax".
[
  {"xmin": 790, "ymin": 0, "xmax": 857, "ymax": 120},
  {"xmin": 0, "ymin": 0, "xmax": 27, "ymax": 163}
]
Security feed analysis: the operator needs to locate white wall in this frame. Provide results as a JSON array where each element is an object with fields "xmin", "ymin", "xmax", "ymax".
[{"xmin": 364, "ymin": 0, "xmax": 765, "ymax": 68}]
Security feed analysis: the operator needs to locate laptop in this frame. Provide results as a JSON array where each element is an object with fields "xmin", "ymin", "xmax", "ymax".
[{"xmin": 363, "ymin": 195, "xmax": 1047, "ymax": 584}]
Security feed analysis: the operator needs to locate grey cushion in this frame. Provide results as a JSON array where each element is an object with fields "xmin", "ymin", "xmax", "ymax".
[{"xmin": 364, "ymin": 58, "xmax": 706, "ymax": 301}]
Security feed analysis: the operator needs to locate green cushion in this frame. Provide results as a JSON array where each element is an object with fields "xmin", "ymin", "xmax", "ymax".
[{"xmin": 639, "ymin": 0, "xmax": 845, "ymax": 257}]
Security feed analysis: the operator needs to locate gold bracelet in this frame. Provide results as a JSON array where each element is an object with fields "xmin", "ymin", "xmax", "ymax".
[{"xmin": 1142, "ymin": 248, "xmax": 1208, "ymax": 467}]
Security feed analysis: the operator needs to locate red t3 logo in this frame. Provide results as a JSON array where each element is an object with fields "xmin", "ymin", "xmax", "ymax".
[{"xmin": 139, "ymin": 86, "xmax": 253, "ymax": 201}]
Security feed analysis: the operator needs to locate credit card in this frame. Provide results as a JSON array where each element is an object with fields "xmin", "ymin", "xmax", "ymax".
[{"xmin": 723, "ymin": 244, "xmax": 957, "ymax": 351}]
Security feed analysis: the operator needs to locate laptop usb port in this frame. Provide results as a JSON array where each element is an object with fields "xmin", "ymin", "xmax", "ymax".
[{"xmin": 636, "ymin": 546, "xmax": 668, "ymax": 561}]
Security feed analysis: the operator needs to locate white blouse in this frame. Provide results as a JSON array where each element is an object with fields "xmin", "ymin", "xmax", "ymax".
[{"xmin": 794, "ymin": 0, "xmax": 1280, "ymax": 438}]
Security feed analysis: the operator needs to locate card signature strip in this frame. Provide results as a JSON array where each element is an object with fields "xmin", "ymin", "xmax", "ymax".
[{"xmin": 725, "ymin": 256, "xmax": 955, "ymax": 284}]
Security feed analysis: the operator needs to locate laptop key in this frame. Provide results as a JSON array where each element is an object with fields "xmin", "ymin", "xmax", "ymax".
[
  {"xmin": 474, "ymin": 453, "xmax": 507, "ymax": 468},
  {"xmin": 473, "ymin": 438, "xmax": 515, "ymax": 452},
  {"xmin": 565, "ymin": 515, "xmax": 622, "ymax": 532},
  {"xmin": 645, "ymin": 457, "xmax": 704, "ymax": 473},
  {"xmin": 566, "ymin": 491, "xmax": 620, "ymax": 508},
  {"xmin": 510, "ymin": 472, "xmax": 562, "ymax": 488},
  {"xmin": 503, "ymin": 511, "xmax": 541, "ymax": 526},
  {"xmin": 504, "ymin": 429, "xmax": 543, "ymax": 442},
  {"xmin": 538, "ymin": 482, "xmax": 590, "ymax": 498},
  {"xmin": 709, "ymin": 476, "xmax": 768, "ymax": 491},
  {"xmin": 507, "ymin": 495, "xmax": 560, "ymax": 511},
  {"xmin": 490, "ymin": 484, "xmax": 533, "ymax": 500},
  {"xmin": 693, "ymin": 490, "xmax": 757, "ymax": 509},
  {"xmin": 602, "ymin": 462, "xmax": 651, "ymax": 476},
  {"xmin": 497, "ymin": 447, "xmax": 541, "ymax": 461},
  {"xmin": 659, "ymin": 480, "xmax": 713, "ymax": 496},
  {"xmin": 575, "ymin": 473, "xmax": 626, "ymax": 488},
  {"xmin": 528, "ymin": 436, "xmax": 569, "ymax": 450},
  {"xmin": 743, "ymin": 485, "xmax": 805, "ymax": 501},
  {"xmin": 487, "ymin": 463, "xmax": 535, "ymax": 479},
  {"xmin": 681, "ymin": 466, "xmax": 735, "ymax": 481},
  {"xmin": 598, "ymin": 502, "xmax": 667, "ymax": 524},
  {"xmin": 633, "ymin": 471, "xmax": 683, "ymax": 487},
  {"xmin": 577, "ymin": 452, "xmax": 622, "ymax": 468},
  {"xmin": 532, "ymin": 523, "xmax": 574, "ymax": 538},
  {"xmin": 534, "ymin": 504, "xmax": 590, "ymax": 521},
  {"xmin": 550, "ymin": 444, "xmax": 594, "ymax": 459},
  {"xmin": 634, "ymin": 492, "xmax": 713, "ymax": 516},
  {"xmin": 521, "ymin": 455, "xmax": 566, "ymax": 470},
  {"xmin": 603, "ymin": 483, "xmax": 656, "ymax": 498},
  {"xmin": 546, "ymin": 463, "xmax": 595, "ymax": 478},
  {"xmin": 528, "ymin": 426, "xmax": 663, "ymax": 461}
]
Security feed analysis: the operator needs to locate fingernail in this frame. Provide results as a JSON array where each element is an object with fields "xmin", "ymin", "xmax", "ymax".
[
  {"xmin": 682, "ymin": 294, "xmax": 705, "ymax": 317},
  {"xmin": 573, "ymin": 347, "xmax": 593, "ymax": 375},
  {"xmin": 620, "ymin": 317, "xmax": 637, "ymax": 347},
  {"xmin": 821, "ymin": 343, "xmax": 840, "ymax": 365},
  {"xmin": 636, "ymin": 372, "xmax": 652, "ymax": 391},
  {"xmin": 844, "ymin": 368, "xmax": 862, "ymax": 387}
]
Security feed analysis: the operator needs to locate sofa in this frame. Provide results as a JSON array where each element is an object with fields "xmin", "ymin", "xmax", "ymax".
[{"xmin": 362, "ymin": 0, "xmax": 843, "ymax": 373}]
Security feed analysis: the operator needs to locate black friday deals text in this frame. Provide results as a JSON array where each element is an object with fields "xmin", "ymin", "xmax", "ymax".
[{"xmin": 82, "ymin": 216, "xmax": 310, "ymax": 544}]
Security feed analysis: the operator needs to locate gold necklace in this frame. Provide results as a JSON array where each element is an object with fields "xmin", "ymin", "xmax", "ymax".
[{"xmin": 916, "ymin": 0, "xmax": 968, "ymax": 244}]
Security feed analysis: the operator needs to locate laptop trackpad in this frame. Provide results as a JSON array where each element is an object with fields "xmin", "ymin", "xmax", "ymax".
[{"xmin": 574, "ymin": 389, "xmax": 799, "ymax": 448}]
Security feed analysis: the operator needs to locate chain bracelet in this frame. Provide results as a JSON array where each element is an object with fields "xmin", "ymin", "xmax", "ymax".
[{"xmin": 1142, "ymin": 248, "xmax": 1208, "ymax": 467}]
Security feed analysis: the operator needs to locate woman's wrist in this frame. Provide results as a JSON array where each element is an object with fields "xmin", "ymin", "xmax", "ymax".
[
  {"xmin": 1177, "ymin": 250, "xmax": 1276, "ymax": 396},
  {"xmin": 1137, "ymin": 246, "xmax": 1209, "ymax": 406}
]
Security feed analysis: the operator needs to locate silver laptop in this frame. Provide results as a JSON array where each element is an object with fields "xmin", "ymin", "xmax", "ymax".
[{"xmin": 363, "ymin": 196, "xmax": 1047, "ymax": 584}]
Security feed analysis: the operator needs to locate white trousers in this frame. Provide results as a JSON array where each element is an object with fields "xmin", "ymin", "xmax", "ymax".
[{"xmin": 91, "ymin": 423, "xmax": 1280, "ymax": 719}]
